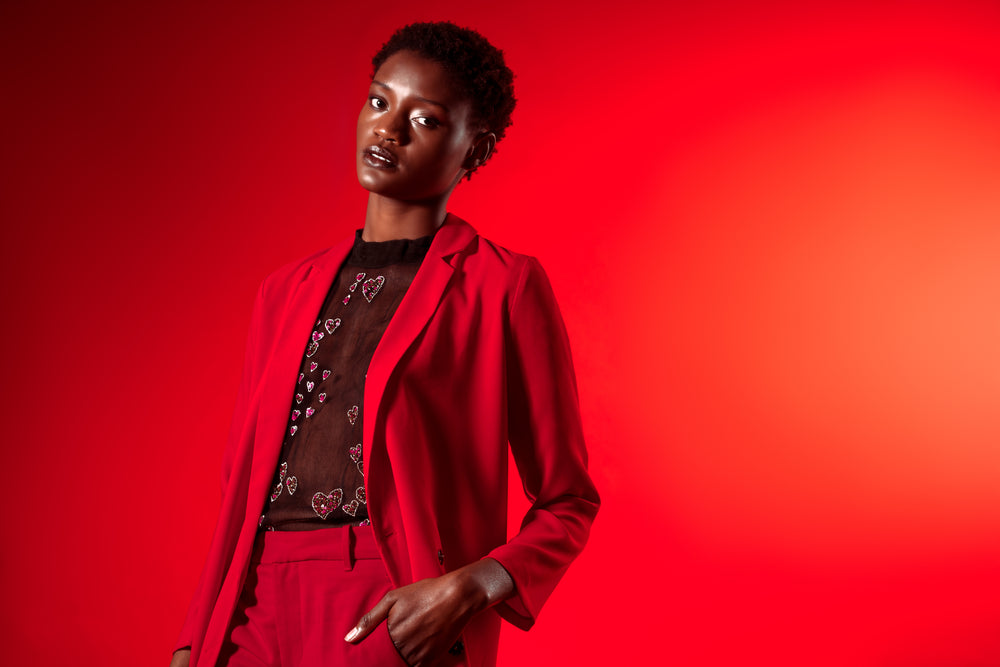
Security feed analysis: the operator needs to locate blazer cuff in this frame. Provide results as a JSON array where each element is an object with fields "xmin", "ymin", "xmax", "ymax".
[
  {"xmin": 484, "ymin": 548, "xmax": 538, "ymax": 631},
  {"xmin": 174, "ymin": 602, "xmax": 200, "ymax": 654}
]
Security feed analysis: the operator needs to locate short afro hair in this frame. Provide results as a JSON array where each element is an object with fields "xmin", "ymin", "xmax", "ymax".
[{"xmin": 372, "ymin": 21, "xmax": 516, "ymax": 147}]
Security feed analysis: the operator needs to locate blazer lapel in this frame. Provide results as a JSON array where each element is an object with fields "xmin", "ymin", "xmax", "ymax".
[
  {"xmin": 248, "ymin": 238, "xmax": 355, "ymax": 508},
  {"xmin": 362, "ymin": 215, "xmax": 478, "ymax": 465}
]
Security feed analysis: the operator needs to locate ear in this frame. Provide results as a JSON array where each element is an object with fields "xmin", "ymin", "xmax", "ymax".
[{"xmin": 463, "ymin": 131, "xmax": 496, "ymax": 171}]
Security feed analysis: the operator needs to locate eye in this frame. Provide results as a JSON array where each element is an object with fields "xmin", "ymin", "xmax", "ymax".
[
  {"xmin": 369, "ymin": 96, "xmax": 387, "ymax": 111},
  {"xmin": 412, "ymin": 116, "xmax": 440, "ymax": 129}
]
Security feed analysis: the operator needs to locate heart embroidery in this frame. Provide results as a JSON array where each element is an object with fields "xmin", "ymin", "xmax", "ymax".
[
  {"xmin": 355, "ymin": 272, "xmax": 366, "ymax": 282},
  {"xmin": 309, "ymin": 361, "xmax": 318, "ymax": 372},
  {"xmin": 306, "ymin": 341, "xmax": 319, "ymax": 357},
  {"xmin": 312, "ymin": 489, "xmax": 343, "ymax": 519},
  {"xmin": 306, "ymin": 381, "xmax": 315, "ymax": 392},
  {"xmin": 298, "ymin": 373, "xmax": 304, "ymax": 384},
  {"xmin": 348, "ymin": 282, "xmax": 358, "ymax": 293},
  {"xmin": 270, "ymin": 482, "xmax": 282, "ymax": 502},
  {"xmin": 322, "ymin": 370, "xmax": 331, "ymax": 380},
  {"xmin": 356, "ymin": 487, "xmax": 366, "ymax": 504},
  {"xmin": 342, "ymin": 500, "xmax": 359, "ymax": 517},
  {"xmin": 318, "ymin": 392, "xmax": 327, "ymax": 403},
  {"xmin": 285, "ymin": 476, "xmax": 298, "ymax": 495},
  {"xmin": 349, "ymin": 444, "xmax": 362, "ymax": 463},
  {"xmin": 279, "ymin": 462, "xmax": 288, "ymax": 481},
  {"xmin": 325, "ymin": 318, "xmax": 341, "ymax": 334},
  {"xmin": 305, "ymin": 407, "xmax": 315, "ymax": 418},
  {"xmin": 312, "ymin": 331, "xmax": 324, "ymax": 343},
  {"xmin": 290, "ymin": 425, "xmax": 298, "ymax": 436},
  {"xmin": 291, "ymin": 409, "xmax": 301, "ymax": 421},
  {"xmin": 347, "ymin": 405, "xmax": 359, "ymax": 425},
  {"xmin": 295, "ymin": 393, "xmax": 304, "ymax": 404},
  {"xmin": 342, "ymin": 295, "xmax": 351, "ymax": 305},
  {"xmin": 362, "ymin": 276, "xmax": 385, "ymax": 303}
]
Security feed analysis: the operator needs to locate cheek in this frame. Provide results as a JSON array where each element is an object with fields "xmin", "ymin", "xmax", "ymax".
[
  {"xmin": 356, "ymin": 117, "xmax": 366, "ymax": 144},
  {"xmin": 423, "ymin": 145, "xmax": 469, "ymax": 186},
  {"xmin": 356, "ymin": 109, "xmax": 375, "ymax": 143},
  {"xmin": 435, "ymin": 135, "xmax": 472, "ymax": 170}
]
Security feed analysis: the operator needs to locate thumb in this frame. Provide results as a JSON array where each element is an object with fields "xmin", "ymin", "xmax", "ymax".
[{"xmin": 344, "ymin": 592, "xmax": 394, "ymax": 644}]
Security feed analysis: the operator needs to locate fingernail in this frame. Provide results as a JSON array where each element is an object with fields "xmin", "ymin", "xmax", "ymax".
[{"xmin": 344, "ymin": 627, "xmax": 360, "ymax": 642}]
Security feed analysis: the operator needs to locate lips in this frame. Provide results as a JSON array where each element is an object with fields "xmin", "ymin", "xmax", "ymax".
[{"xmin": 362, "ymin": 144, "xmax": 398, "ymax": 169}]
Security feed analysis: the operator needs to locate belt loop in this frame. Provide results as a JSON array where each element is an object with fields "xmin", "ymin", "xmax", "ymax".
[{"xmin": 344, "ymin": 525, "xmax": 355, "ymax": 571}]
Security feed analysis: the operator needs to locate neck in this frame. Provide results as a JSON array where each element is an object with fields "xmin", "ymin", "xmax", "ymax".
[{"xmin": 362, "ymin": 194, "xmax": 449, "ymax": 241}]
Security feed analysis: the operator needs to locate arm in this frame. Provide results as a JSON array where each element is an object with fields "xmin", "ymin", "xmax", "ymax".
[
  {"xmin": 487, "ymin": 255, "xmax": 600, "ymax": 628},
  {"xmin": 169, "ymin": 649, "xmax": 191, "ymax": 667},
  {"xmin": 348, "ymin": 256, "xmax": 598, "ymax": 660}
]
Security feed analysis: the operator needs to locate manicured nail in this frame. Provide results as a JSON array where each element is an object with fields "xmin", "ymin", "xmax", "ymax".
[{"xmin": 344, "ymin": 627, "xmax": 360, "ymax": 642}]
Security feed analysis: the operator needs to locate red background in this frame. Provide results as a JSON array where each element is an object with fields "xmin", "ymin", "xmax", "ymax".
[{"xmin": 3, "ymin": 1, "xmax": 999, "ymax": 665}]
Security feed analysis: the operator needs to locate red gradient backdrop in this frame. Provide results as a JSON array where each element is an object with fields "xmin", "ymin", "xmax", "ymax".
[{"xmin": 2, "ymin": 1, "xmax": 999, "ymax": 665}]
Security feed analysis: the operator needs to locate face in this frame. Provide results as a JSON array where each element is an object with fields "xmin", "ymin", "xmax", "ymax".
[{"xmin": 357, "ymin": 50, "xmax": 487, "ymax": 203}]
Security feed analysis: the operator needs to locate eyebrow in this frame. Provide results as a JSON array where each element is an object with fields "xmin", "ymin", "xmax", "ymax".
[{"xmin": 371, "ymin": 79, "xmax": 450, "ymax": 112}]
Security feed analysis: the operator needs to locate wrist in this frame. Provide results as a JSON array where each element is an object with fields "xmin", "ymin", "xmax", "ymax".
[{"xmin": 452, "ymin": 558, "xmax": 514, "ymax": 613}]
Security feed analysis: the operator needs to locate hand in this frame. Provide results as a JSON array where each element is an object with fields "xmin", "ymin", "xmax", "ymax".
[
  {"xmin": 169, "ymin": 648, "xmax": 191, "ymax": 667},
  {"xmin": 345, "ymin": 558, "xmax": 513, "ymax": 666}
]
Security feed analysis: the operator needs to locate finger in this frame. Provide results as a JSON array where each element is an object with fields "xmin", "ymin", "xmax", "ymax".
[{"xmin": 344, "ymin": 592, "xmax": 394, "ymax": 643}]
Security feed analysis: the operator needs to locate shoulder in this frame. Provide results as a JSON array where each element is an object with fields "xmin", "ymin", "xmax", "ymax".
[
  {"xmin": 254, "ymin": 240, "xmax": 352, "ymax": 307},
  {"xmin": 476, "ymin": 238, "xmax": 550, "ymax": 311},
  {"xmin": 266, "ymin": 246, "xmax": 331, "ymax": 282},
  {"xmin": 445, "ymin": 220, "xmax": 558, "ymax": 319},
  {"xmin": 446, "ymin": 216, "xmax": 541, "ymax": 290}
]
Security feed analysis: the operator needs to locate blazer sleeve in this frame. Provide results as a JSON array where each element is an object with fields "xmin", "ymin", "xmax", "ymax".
[
  {"xmin": 174, "ymin": 280, "xmax": 266, "ymax": 652},
  {"xmin": 486, "ymin": 256, "xmax": 600, "ymax": 630}
]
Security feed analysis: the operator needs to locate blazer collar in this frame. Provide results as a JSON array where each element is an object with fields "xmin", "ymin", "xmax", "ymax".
[
  {"xmin": 250, "ymin": 214, "xmax": 478, "ymax": 502},
  {"xmin": 362, "ymin": 214, "xmax": 478, "ymax": 456},
  {"xmin": 309, "ymin": 213, "xmax": 477, "ymax": 276},
  {"xmin": 249, "ymin": 234, "xmax": 354, "ymax": 502}
]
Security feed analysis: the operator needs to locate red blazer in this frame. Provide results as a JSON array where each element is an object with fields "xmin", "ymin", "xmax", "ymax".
[{"xmin": 177, "ymin": 215, "xmax": 600, "ymax": 666}]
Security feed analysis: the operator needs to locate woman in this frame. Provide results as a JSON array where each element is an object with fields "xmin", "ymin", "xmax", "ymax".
[{"xmin": 172, "ymin": 21, "xmax": 599, "ymax": 667}]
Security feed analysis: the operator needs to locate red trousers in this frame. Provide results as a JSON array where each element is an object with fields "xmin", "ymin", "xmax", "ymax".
[{"xmin": 218, "ymin": 525, "xmax": 408, "ymax": 667}]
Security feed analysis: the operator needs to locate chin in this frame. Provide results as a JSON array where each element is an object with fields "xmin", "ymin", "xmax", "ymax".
[
  {"xmin": 356, "ymin": 166, "xmax": 391, "ymax": 194},
  {"xmin": 356, "ymin": 171, "xmax": 376, "ymax": 192}
]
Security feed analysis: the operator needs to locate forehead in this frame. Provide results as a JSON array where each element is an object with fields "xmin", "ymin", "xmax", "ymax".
[{"xmin": 371, "ymin": 50, "xmax": 470, "ymax": 110}]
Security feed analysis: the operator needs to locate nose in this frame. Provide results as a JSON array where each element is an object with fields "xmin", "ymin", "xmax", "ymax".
[{"xmin": 373, "ymin": 112, "xmax": 405, "ymax": 144}]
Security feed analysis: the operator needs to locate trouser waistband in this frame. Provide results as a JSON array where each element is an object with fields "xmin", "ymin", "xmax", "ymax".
[{"xmin": 253, "ymin": 524, "xmax": 380, "ymax": 571}]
